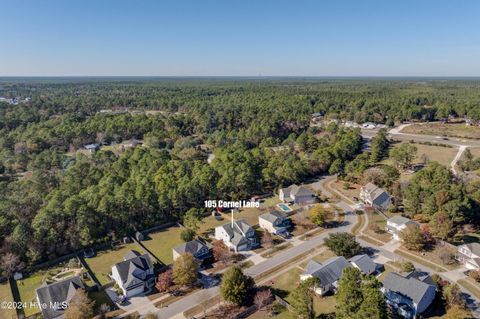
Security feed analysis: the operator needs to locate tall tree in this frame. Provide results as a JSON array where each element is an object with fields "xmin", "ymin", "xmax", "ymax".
[
  {"xmin": 64, "ymin": 289, "xmax": 95, "ymax": 319},
  {"xmin": 290, "ymin": 277, "xmax": 319, "ymax": 319},
  {"xmin": 220, "ymin": 266, "xmax": 254, "ymax": 305},
  {"xmin": 172, "ymin": 253, "xmax": 197, "ymax": 287},
  {"xmin": 324, "ymin": 232, "xmax": 361, "ymax": 258},
  {"xmin": 336, "ymin": 267, "xmax": 363, "ymax": 319}
]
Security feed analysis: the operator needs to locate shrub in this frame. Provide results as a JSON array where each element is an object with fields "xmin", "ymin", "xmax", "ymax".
[
  {"xmin": 470, "ymin": 270, "xmax": 480, "ymax": 282},
  {"xmin": 181, "ymin": 228, "xmax": 196, "ymax": 242},
  {"xmin": 401, "ymin": 261, "xmax": 415, "ymax": 272}
]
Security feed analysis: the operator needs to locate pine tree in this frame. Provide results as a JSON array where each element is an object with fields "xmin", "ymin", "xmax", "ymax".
[
  {"xmin": 290, "ymin": 277, "xmax": 318, "ymax": 319},
  {"xmin": 357, "ymin": 276, "xmax": 387, "ymax": 319},
  {"xmin": 336, "ymin": 267, "xmax": 363, "ymax": 319},
  {"xmin": 220, "ymin": 266, "xmax": 254, "ymax": 305}
]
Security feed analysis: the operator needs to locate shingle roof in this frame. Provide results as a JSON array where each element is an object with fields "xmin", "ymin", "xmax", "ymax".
[
  {"xmin": 173, "ymin": 239, "xmax": 208, "ymax": 256},
  {"xmin": 363, "ymin": 183, "xmax": 390, "ymax": 206},
  {"xmin": 36, "ymin": 276, "xmax": 84, "ymax": 319},
  {"xmin": 218, "ymin": 219, "xmax": 253, "ymax": 248},
  {"xmin": 349, "ymin": 254, "xmax": 376, "ymax": 275},
  {"xmin": 388, "ymin": 216, "xmax": 414, "ymax": 226},
  {"xmin": 302, "ymin": 256, "xmax": 351, "ymax": 287},
  {"xmin": 382, "ymin": 272, "xmax": 436, "ymax": 306},
  {"xmin": 113, "ymin": 250, "xmax": 153, "ymax": 289},
  {"xmin": 464, "ymin": 243, "xmax": 480, "ymax": 257},
  {"xmin": 291, "ymin": 185, "xmax": 314, "ymax": 197},
  {"xmin": 260, "ymin": 211, "xmax": 286, "ymax": 224}
]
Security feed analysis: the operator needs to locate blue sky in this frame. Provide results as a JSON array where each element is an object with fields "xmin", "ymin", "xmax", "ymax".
[{"xmin": 1, "ymin": 0, "xmax": 480, "ymax": 76}]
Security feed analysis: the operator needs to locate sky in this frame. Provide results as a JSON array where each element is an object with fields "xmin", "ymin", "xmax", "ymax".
[{"xmin": 1, "ymin": 0, "xmax": 480, "ymax": 76}]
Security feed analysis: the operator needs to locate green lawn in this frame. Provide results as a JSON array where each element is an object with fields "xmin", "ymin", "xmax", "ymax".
[
  {"xmin": 85, "ymin": 242, "xmax": 145, "ymax": 285},
  {"xmin": 141, "ymin": 226, "xmax": 184, "ymax": 265},
  {"xmin": 17, "ymin": 269, "xmax": 54, "ymax": 316},
  {"xmin": 0, "ymin": 282, "xmax": 16, "ymax": 319}
]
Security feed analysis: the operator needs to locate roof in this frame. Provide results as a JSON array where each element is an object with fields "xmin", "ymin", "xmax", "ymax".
[
  {"xmin": 36, "ymin": 276, "xmax": 84, "ymax": 319},
  {"xmin": 382, "ymin": 272, "xmax": 436, "ymax": 306},
  {"xmin": 173, "ymin": 239, "xmax": 208, "ymax": 256},
  {"xmin": 349, "ymin": 254, "xmax": 376, "ymax": 275},
  {"xmin": 84, "ymin": 143, "xmax": 99, "ymax": 149},
  {"xmin": 291, "ymin": 185, "xmax": 314, "ymax": 197},
  {"xmin": 388, "ymin": 216, "xmax": 416, "ymax": 227},
  {"xmin": 217, "ymin": 219, "xmax": 254, "ymax": 247},
  {"xmin": 112, "ymin": 250, "xmax": 153, "ymax": 288},
  {"xmin": 363, "ymin": 183, "xmax": 390, "ymax": 205},
  {"xmin": 462, "ymin": 243, "xmax": 480, "ymax": 257},
  {"xmin": 259, "ymin": 211, "xmax": 286, "ymax": 224},
  {"xmin": 302, "ymin": 256, "xmax": 351, "ymax": 287}
]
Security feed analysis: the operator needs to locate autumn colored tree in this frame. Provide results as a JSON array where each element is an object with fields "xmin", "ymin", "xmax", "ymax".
[
  {"xmin": 400, "ymin": 224, "xmax": 426, "ymax": 251},
  {"xmin": 64, "ymin": 289, "xmax": 95, "ymax": 319},
  {"xmin": 261, "ymin": 231, "xmax": 274, "ymax": 248},
  {"xmin": 254, "ymin": 288, "xmax": 273, "ymax": 311},
  {"xmin": 212, "ymin": 239, "xmax": 231, "ymax": 264},
  {"xmin": 156, "ymin": 268, "xmax": 173, "ymax": 292},
  {"xmin": 172, "ymin": 253, "xmax": 197, "ymax": 287}
]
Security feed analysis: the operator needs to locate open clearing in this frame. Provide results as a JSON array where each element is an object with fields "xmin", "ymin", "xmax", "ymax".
[
  {"xmin": 85, "ymin": 242, "xmax": 145, "ymax": 285},
  {"xmin": 384, "ymin": 142, "xmax": 458, "ymax": 167},
  {"xmin": 141, "ymin": 225, "xmax": 184, "ymax": 265},
  {"xmin": 401, "ymin": 122, "xmax": 480, "ymax": 140}
]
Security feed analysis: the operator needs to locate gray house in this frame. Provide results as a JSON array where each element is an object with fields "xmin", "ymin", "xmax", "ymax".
[
  {"xmin": 172, "ymin": 239, "xmax": 211, "ymax": 262},
  {"xmin": 36, "ymin": 276, "xmax": 85, "ymax": 319},
  {"xmin": 349, "ymin": 254, "xmax": 376, "ymax": 275},
  {"xmin": 279, "ymin": 184, "xmax": 316, "ymax": 205},
  {"xmin": 382, "ymin": 272, "xmax": 436, "ymax": 319},
  {"xmin": 360, "ymin": 183, "xmax": 391, "ymax": 211},
  {"xmin": 258, "ymin": 211, "xmax": 290, "ymax": 235},
  {"xmin": 300, "ymin": 256, "xmax": 351, "ymax": 295},
  {"xmin": 111, "ymin": 250, "xmax": 155, "ymax": 297}
]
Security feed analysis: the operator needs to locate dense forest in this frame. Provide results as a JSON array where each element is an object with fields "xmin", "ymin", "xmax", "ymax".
[{"xmin": 1, "ymin": 78, "xmax": 480, "ymax": 269}]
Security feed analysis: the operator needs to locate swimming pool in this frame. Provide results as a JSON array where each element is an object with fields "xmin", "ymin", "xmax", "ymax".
[{"xmin": 277, "ymin": 203, "xmax": 292, "ymax": 212}]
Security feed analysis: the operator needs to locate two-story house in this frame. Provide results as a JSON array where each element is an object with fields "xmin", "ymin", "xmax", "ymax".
[
  {"xmin": 386, "ymin": 216, "xmax": 419, "ymax": 241},
  {"xmin": 215, "ymin": 219, "xmax": 258, "ymax": 252},
  {"xmin": 172, "ymin": 239, "xmax": 211, "ymax": 263},
  {"xmin": 258, "ymin": 211, "xmax": 290, "ymax": 235},
  {"xmin": 360, "ymin": 183, "xmax": 392, "ymax": 211},
  {"xmin": 457, "ymin": 242, "xmax": 480, "ymax": 270},
  {"xmin": 382, "ymin": 271, "xmax": 436, "ymax": 319},
  {"xmin": 111, "ymin": 250, "xmax": 155, "ymax": 298},
  {"xmin": 279, "ymin": 184, "xmax": 316, "ymax": 205},
  {"xmin": 36, "ymin": 276, "xmax": 85, "ymax": 319}
]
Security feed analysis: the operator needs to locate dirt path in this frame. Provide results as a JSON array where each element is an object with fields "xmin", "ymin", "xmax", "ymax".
[{"xmin": 451, "ymin": 145, "xmax": 467, "ymax": 175}]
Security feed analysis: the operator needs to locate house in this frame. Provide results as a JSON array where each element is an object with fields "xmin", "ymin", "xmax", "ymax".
[
  {"xmin": 215, "ymin": 219, "xmax": 258, "ymax": 252},
  {"xmin": 360, "ymin": 183, "xmax": 391, "ymax": 211},
  {"xmin": 279, "ymin": 184, "xmax": 316, "ymax": 205},
  {"xmin": 457, "ymin": 242, "xmax": 480, "ymax": 270},
  {"xmin": 121, "ymin": 138, "xmax": 141, "ymax": 149},
  {"xmin": 36, "ymin": 276, "xmax": 85, "ymax": 319},
  {"xmin": 300, "ymin": 256, "xmax": 351, "ymax": 295},
  {"xmin": 111, "ymin": 250, "xmax": 155, "ymax": 298},
  {"xmin": 386, "ymin": 216, "xmax": 419, "ymax": 241},
  {"xmin": 382, "ymin": 272, "xmax": 436, "ymax": 319},
  {"xmin": 258, "ymin": 211, "xmax": 290, "ymax": 235},
  {"xmin": 349, "ymin": 254, "xmax": 376, "ymax": 275},
  {"xmin": 173, "ymin": 239, "xmax": 211, "ymax": 262},
  {"xmin": 83, "ymin": 143, "xmax": 100, "ymax": 153}
]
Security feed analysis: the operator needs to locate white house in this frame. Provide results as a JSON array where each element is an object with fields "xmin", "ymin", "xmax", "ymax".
[
  {"xmin": 386, "ymin": 216, "xmax": 419, "ymax": 241},
  {"xmin": 360, "ymin": 183, "xmax": 391, "ymax": 211},
  {"xmin": 215, "ymin": 219, "xmax": 258, "ymax": 252},
  {"xmin": 111, "ymin": 250, "xmax": 155, "ymax": 298},
  {"xmin": 382, "ymin": 272, "xmax": 436, "ymax": 319},
  {"xmin": 258, "ymin": 211, "xmax": 290, "ymax": 235},
  {"xmin": 279, "ymin": 184, "xmax": 316, "ymax": 205},
  {"xmin": 457, "ymin": 243, "xmax": 480, "ymax": 270}
]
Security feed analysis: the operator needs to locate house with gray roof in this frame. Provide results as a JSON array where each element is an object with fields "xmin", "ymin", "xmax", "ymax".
[
  {"xmin": 172, "ymin": 239, "xmax": 211, "ymax": 262},
  {"xmin": 360, "ymin": 182, "xmax": 392, "ymax": 211},
  {"xmin": 111, "ymin": 250, "xmax": 155, "ymax": 298},
  {"xmin": 215, "ymin": 219, "xmax": 258, "ymax": 252},
  {"xmin": 300, "ymin": 256, "xmax": 351, "ymax": 295},
  {"xmin": 35, "ymin": 276, "xmax": 85, "ymax": 319},
  {"xmin": 258, "ymin": 211, "xmax": 290, "ymax": 235},
  {"xmin": 279, "ymin": 184, "xmax": 316, "ymax": 205},
  {"xmin": 386, "ymin": 216, "xmax": 419, "ymax": 240},
  {"xmin": 349, "ymin": 254, "xmax": 376, "ymax": 275},
  {"xmin": 457, "ymin": 242, "xmax": 480, "ymax": 270},
  {"xmin": 382, "ymin": 271, "xmax": 436, "ymax": 319}
]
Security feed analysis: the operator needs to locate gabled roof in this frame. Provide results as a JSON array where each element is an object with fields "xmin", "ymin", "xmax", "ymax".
[
  {"xmin": 363, "ymin": 183, "xmax": 390, "ymax": 205},
  {"xmin": 113, "ymin": 250, "xmax": 153, "ymax": 288},
  {"xmin": 461, "ymin": 243, "xmax": 480, "ymax": 257},
  {"xmin": 302, "ymin": 256, "xmax": 351, "ymax": 287},
  {"xmin": 36, "ymin": 276, "xmax": 84, "ymax": 319},
  {"xmin": 217, "ymin": 219, "xmax": 254, "ymax": 247},
  {"xmin": 173, "ymin": 239, "xmax": 209, "ymax": 256},
  {"xmin": 387, "ymin": 216, "xmax": 416, "ymax": 227},
  {"xmin": 260, "ymin": 210, "xmax": 286, "ymax": 224},
  {"xmin": 349, "ymin": 254, "xmax": 376, "ymax": 275},
  {"xmin": 281, "ymin": 184, "xmax": 314, "ymax": 198},
  {"xmin": 382, "ymin": 272, "xmax": 436, "ymax": 306}
]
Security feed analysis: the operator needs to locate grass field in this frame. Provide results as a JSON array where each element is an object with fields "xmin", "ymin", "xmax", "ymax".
[
  {"xmin": 383, "ymin": 142, "xmax": 458, "ymax": 168},
  {"xmin": 17, "ymin": 269, "xmax": 54, "ymax": 316},
  {"xmin": 401, "ymin": 122, "xmax": 480, "ymax": 140},
  {"xmin": 0, "ymin": 282, "xmax": 16, "ymax": 319},
  {"xmin": 85, "ymin": 242, "xmax": 145, "ymax": 285},
  {"xmin": 364, "ymin": 211, "xmax": 391, "ymax": 243},
  {"xmin": 141, "ymin": 225, "xmax": 184, "ymax": 265},
  {"xmin": 329, "ymin": 180, "xmax": 361, "ymax": 200}
]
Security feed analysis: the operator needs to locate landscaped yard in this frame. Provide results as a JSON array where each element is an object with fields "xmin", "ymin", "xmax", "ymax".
[
  {"xmin": 365, "ymin": 211, "xmax": 391, "ymax": 243},
  {"xmin": 17, "ymin": 268, "xmax": 60, "ymax": 316},
  {"xmin": 0, "ymin": 281, "xmax": 16, "ymax": 319},
  {"xmin": 141, "ymin": 225, "xmax": 184, "ymax": 265},
  {"xmin": 401, "ymin": 122, "xmax": 480, "ymax": 140},
  {"xmin": 85, "ymin": 242, "xmax": 145, "ymax": 285},
  {"xmin": 197, "ymin": 195, "xmax": 282, "ymax": 236}
]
